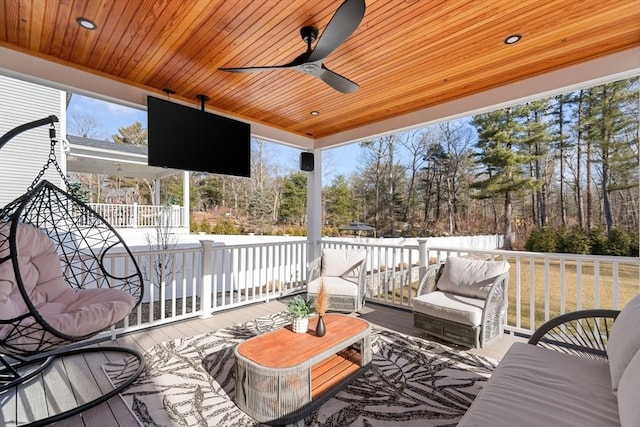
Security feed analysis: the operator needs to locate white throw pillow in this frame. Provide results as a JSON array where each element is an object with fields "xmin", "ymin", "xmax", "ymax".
[
  {"xmin": 617, "ymin": 349, "xmax": 640, "ymax": 427},
  {"xmin": 436, "ymin": 256, "xmax": 510, "ymax": 299},
  {"xmin": 321, "ymin": 248, "xmax": 366, "ymax": 280},
  {"xmin": 607, "ymin": 294, "xmax": 640, "ymax": 394}
]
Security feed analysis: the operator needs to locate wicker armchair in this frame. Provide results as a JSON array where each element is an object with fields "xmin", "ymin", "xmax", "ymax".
[
  {"xmin": 306, "ymin": 248, "xmax": 367, "ymax": 313},
  {"xmin": 412, "ymin": 256, "xmax": 510, "ymax": 348}
]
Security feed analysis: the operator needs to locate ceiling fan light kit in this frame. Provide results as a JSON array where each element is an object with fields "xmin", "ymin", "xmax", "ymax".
[{"xmin": 219, "ymin": 0, "xmax": 366, "ymax": 94}]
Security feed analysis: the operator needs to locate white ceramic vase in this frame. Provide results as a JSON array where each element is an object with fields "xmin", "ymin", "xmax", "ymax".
[{"xmin": 292, "ymin": 316, "xmax": 309, "ymax": 333}]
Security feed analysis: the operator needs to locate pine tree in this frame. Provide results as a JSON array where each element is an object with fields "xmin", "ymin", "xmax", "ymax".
[
  {"xmin": 279, "ymin": 172, "xmax": 307, "ymax": 226},
  {"xmin": 113, "ymin": 121, "xmax": 147, "ymax": 145},
  {"xmin": 471, "ymin": 107, "xmax": 539, "ymax": 249}
]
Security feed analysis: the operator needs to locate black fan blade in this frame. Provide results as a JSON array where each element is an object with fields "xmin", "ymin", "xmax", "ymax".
[
  {"xmin": 317, "ymin": 65, "xmax": 359, "ymax": 94},
  {"xmin": 218, "ymin": 65, "xmax": 286, "ymax": 73},
  {"xmin": 308, "ymin": 0, "xmax": 366, "ymax": 63},
  {"xmin": 219, "ymin": 50, "xmax": 311, "ymax": 73}
]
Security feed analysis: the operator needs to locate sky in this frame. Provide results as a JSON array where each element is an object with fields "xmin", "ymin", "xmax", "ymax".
[{"xmin": 67, "ymin": 94, "xmax": 362, "ymax": 182}]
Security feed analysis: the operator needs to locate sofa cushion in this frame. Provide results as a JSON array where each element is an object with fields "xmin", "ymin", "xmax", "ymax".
[
  {"xmin": 607, "ymin": 294, "xmax": 640, "ymax": 394},
  {"xmin": 617, "ymin": 349, "xmax": 640, "ymax": 427},
  {"xmin": 321, "ymin": 248, "xmax": 366, "ymax": 281},
  {"xmin": 436, "ymin": 256, "xmax": 510, "ymax": 299},
  {"xmin": 413, "ymin": 291, "xmax": 484, "ymax": 326},
  {"xmin": 458, "ymin": 342, "xmax": 620, "ymax": 427}
]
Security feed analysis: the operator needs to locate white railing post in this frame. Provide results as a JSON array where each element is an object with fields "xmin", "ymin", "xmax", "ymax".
[
  {"xmin": 417, "ymin": 238, "xmax": 428, "ymax": 285},
  {"xmin": 133, "ymin": 202, "xmax": 138, "ymax": 228},
  {"xmin": 200, "ymin": 240, "xmax": 214, "ymax": 318}
]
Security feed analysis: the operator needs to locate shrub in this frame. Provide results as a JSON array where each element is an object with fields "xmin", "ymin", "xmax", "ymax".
[
  {"xmin": 525, "ymin": 225, "xmax": 638, "ymax": 256},
  {"xmin": 211, "ymin": 218, "xmax": 242, "ymax": 234},
  {"xmin": 605, "ymin": 227, "xmax": 632, "ymax": 256},
  {"xmin": 525, "ymin": 226, "xmax": 557, "ymax": 253},
  {"xmin": 561, "ymin": 225, "xmax": 591, "ymax": 254},
  {"xmin": 629, "ymin": 232, "xmax": 639, "ymax": 257},
  {"xmin": 589, "ymin": 228, "xmax": 608, "ymax": 255}
]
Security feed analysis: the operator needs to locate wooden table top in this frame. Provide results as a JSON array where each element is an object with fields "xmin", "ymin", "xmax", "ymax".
[{"xmin": 236, "ymin": 313, "xmax": 370, "ymax": 368}]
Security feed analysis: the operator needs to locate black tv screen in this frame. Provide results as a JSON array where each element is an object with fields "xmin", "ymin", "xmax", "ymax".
[{"xmin": 147, "ymin": 96, "xmax": 251, "ymax": 177}]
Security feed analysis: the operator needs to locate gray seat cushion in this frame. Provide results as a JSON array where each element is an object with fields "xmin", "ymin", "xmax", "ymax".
[
  {"xmin": 617, "ymin": 348, "xmax": 640, "ymax": 427},
  {"xmin": 607, "ymin": 294, "xmax": 640, "ymax": 394}
]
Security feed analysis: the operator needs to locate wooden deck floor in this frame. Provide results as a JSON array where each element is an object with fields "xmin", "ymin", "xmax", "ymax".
[{"xmin": 1, "ymin": 300, "xmax": 524, "ymax": 427}]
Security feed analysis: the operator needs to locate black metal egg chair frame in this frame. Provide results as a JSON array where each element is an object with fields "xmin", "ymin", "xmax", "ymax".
[{"xmin": 0, "ymin": 116, "xmax": 145, "ymax": 426}]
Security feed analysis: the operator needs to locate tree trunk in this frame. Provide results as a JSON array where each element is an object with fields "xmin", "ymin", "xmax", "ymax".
[
  {"xmin": 502, "ymin": 191, "xmax": 514, "ymax": 250},
  {"xmin": 586, "ymin": 115, "xmax": 593, "ymax": 231},
  {"xmin": 576, "ymin": 91, "xmax": 585, "ymax": 228},
  {"xmin": 558, "ymin": 102, "xmax": 567, "ymax": 226}
]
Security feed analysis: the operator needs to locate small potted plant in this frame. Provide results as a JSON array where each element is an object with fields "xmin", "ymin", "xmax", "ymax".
[{"xmin": 287, "ymin": 295, "xmax": 315, "ymax": 333}]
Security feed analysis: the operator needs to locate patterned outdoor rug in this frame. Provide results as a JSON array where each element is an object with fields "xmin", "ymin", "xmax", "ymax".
[{"xmin": 105, "ymin": 312, "xmax": 497, "ymax": 426}]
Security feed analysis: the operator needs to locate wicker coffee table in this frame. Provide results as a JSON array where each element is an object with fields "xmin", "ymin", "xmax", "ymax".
[{"xmin": 234, "ymin": 313, "xmax": 371, "ymax": 425}]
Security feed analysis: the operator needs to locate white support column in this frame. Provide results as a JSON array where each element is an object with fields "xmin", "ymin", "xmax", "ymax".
[{"xmin": 306, "ymin": 149, "xmax": 323, "ymax": 262}]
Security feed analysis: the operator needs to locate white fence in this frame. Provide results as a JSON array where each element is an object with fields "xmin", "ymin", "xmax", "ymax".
[{"xmin": 88, "ymin": 203, "xmax": 186, "ymax": 228}]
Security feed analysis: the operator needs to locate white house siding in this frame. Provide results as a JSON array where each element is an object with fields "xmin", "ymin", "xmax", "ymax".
[{"xmin": 0, "ymin": 75, "xmax": 66, "ymax": 206}]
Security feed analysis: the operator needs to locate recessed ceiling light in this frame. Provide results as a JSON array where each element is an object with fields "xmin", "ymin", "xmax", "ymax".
[
  {"xmin": 504, "ymin": 34, "xmax": 521, "ymax": 45},
  {"xmin": 76, "ymin": 17, "xmax": 97, "ymax": 30},
  {"xmin": 310, "ymin": 111, "xmax": 319, "ymax": 116}
]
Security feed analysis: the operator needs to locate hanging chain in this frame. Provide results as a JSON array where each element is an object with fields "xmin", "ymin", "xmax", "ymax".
[{"xmin": 27, "ymin": 122, "xmax": 72, "ymax": 192}]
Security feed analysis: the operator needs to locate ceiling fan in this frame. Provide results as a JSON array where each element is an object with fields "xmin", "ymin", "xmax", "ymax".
[{"xmin": 218, "ymin": 0, "xmax": 366, "ymax": 94}]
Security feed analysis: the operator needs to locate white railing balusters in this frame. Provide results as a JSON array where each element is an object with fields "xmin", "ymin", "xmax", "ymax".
[
  {"xmin": 200, "ymin": 240, "xmax": 213, "ymax": 317},
  {"xmin": 90, "ymin": 238, "xmax": 637, "ymax": 347},
  {"xmin": 594, "ymin": 260, "xmax": 600, "ymax": 309},
  {"xmin": 544, "ymin": 257, "xmax": 550, "ymax": 322},
  {"xmin": 576, "ymin": 259, "xmax": 583, "ymax": 311},
  {"xmin": 612, "ymin": 262, "xmax": 619, "ymax": 309},
  {"xmin": 529, "ymin": 258, "xmax": 536, "ymax": 328},
  {"xmin": 514, "ymin": 255, "xmax": 521, "ymax": 330},
  {"xmin": 559, "ymin": 258, "xmax": 566, "ymax": 315}
]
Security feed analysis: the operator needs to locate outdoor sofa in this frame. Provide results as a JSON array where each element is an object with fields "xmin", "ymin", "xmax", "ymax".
[{"xmin": 458, "ymin": 294, "xmax": 640, "ymax": 427}]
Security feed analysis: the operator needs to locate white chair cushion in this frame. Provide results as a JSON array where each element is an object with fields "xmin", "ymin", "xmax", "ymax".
[
  {"xmin": 617, "ymin": 349, "xmax": 640, "ymax": 427},
  {"xmin": 307, "ymin": 276, "xmax": 359, "ymax": 297},
  {"xmin": 321, "ymin": 248, "xmax": 366, "ymax": 280},
  {"xmin": 413, "ymin": 291, "xmax": 484, "ymax": 326},
  {"xmin": 436, "ymin": 256, "xmax": 510, "ymax": 299},
  {"xmin": 607, "ymin": 294, "xmax": 640, "ymax": 394}
]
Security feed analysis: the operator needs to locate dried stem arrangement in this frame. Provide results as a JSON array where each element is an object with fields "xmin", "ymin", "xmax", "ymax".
[{"xmin": 315, "ymin": 281, "xmax": 329, "ymax": 317}]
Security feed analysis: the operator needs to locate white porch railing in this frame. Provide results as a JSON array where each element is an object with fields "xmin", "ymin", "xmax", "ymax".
[
  {"xmin": 94, "ymin": 238, "xmax": 639, "ymax": 344},
  {"xmin": 88, "ymin": 203, "xmax": 186, "ymax": 228}
]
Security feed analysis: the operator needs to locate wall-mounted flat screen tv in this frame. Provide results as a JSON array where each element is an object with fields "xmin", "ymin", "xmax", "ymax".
[{"xmin": 147, "ymin": 96, "xmax": 251, "ymax": 177}]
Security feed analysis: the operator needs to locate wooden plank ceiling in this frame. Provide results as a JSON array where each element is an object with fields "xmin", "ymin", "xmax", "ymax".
[{"xmin": 1, "ymin": 0, "xmax": 639, "ymax": 142}]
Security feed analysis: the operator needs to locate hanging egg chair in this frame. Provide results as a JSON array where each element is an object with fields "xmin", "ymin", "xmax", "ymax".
[{"xmin": 0, "ymin": 115, "xmax": 145, "ymax": 426}]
